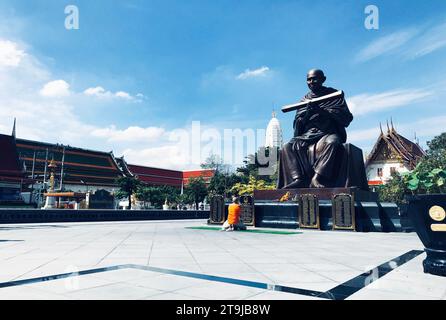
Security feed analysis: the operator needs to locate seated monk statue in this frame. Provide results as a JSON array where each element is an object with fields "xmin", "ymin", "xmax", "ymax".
[{"xmin": 278, "ymin": 69, "xmax": 354, "ymax": 189}]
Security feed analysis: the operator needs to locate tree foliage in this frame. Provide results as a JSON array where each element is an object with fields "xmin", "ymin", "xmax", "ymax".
[
  {"xmin": 184, "ymin": 177, "xmax": 208, "ymax": 210},
  {"xmin": 378, "ymin": 132, "xmax": 446, "ymax": 203},
  {"xmin": 230, "ymin": 176, "xmax": 276, "ymax": 196},
  {"xmin": 115, "ymin": 176, "xmax": 142, "ymax": 210}
]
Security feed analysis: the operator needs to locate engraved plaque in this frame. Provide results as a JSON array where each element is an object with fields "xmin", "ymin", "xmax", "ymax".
[
  {"xmin": 209, "ymin": 195, "xmax": 225, "ymax": 224},
  {"xmin": 239, "ymin": 196, "xmax": 255, "ymax": 226},
  {"xmin": 332, "ymin": 194, "xmax": 355, "ymax": 231},
  {"xmin": 299, "ymin": 194, "xmax": 320, "ymax": 229}
]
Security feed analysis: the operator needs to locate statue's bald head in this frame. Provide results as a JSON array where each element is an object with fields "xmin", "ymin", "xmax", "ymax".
[{"xmin": 307, "ymin": 69, "xmax": 326, "ymax": 92}]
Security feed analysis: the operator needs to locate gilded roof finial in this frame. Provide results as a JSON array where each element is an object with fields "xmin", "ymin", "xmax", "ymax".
[{"xmin": 379, "ymin": 122, "xmax": 383, "ymax": 135}]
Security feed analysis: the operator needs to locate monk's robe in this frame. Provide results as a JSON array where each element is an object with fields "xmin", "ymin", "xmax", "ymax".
[
  {"xmin": 278, "ymin": 86, "xmax": 353, "ymax": 189},
  {"xmin": 228, "ymin": 204, "xmax": 241, "ymax": 225}
]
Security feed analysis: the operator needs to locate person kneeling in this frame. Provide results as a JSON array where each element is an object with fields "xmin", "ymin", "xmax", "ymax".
[{"xmin": 222, "ymin": 196, "xmax": 247, "ymax": 232}]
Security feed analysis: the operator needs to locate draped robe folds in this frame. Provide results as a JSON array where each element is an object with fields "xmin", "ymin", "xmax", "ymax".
[{"xmin": 278, "ymin": 86, "xmax": 354, "ymax": 189}]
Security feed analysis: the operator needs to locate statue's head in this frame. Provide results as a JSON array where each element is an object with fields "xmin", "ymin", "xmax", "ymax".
[{"xmin": 307, "ymin": 69, "xmax": 326, "ymax": 92}]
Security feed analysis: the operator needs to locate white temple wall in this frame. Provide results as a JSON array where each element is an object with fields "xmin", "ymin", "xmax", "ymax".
[{"xmin": 366, "ymin": 161, "xmax": 410, "ymax": 183}]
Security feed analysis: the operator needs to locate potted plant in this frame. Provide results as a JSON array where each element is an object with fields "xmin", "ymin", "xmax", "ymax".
[{"xmin": 404, "ymin": 167, "xmax": 446, "ymax": 276}]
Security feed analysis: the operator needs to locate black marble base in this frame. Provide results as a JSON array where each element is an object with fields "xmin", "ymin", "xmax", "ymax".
[
  {"xmin": 254, "ymin": 201, "xmax": 404, "ymax": 232},
  {"xmin": 0, "ymin": 209, "xmax": 210, "ymax": 224},
  {"xmin": 424, "ymin": 248, "xmax": 446, "ymax": 277}
]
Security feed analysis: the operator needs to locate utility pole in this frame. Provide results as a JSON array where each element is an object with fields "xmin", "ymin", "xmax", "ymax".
[
  {"xmin": 43, "ymin": 148, "xmax": 49, "ymax": 184},
  {"xmin": 31, "ymin": 151, "xmax": 36, "ymax": 180},
  {"xmin": 59, "ymin": 147, "xmax": 66, "ymax": 191}
]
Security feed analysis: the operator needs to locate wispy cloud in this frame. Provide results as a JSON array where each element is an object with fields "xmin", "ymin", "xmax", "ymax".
[
  {"xmin": 347, "ymin": 88, "xmax": 433, "ymax": 116},
  {"xmin": 237, "ymin": 66, "xmax": 270, "ymax": 80},
  {"xmin": 406, "ymin": 21, "xmax": 446, "ymax": 59},
  {"xmin": 355, "ymin": 29, "xmax": 418, "ymax": 62},
  {"xmin": 357, "ymin": 20, "xmax": 446, "ymax": 62}
]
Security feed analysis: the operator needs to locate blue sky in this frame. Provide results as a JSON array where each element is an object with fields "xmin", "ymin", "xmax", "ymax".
[{"xmin": 0, "ymin": 0, "xmax": 446, "ymax": 169}]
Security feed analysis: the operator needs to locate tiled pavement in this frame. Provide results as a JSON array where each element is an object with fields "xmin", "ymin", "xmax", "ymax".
[{"xmin": 0, "ymin": 220, "xmax": 445, "ymax": 300}]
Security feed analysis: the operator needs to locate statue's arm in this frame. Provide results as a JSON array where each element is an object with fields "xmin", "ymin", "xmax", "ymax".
[{"xmin": 321, "ymin": 101, "xmax": 353, "ymax": 127}]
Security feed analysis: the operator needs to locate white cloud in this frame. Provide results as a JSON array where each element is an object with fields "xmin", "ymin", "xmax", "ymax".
[
  {"xmin": 237, "ymin": 66, "xmax": 270, "ymax": 80},
  {"xmin": 40, "ymin": 80, "xmax": 71, "ymax": 98},
  {"xmin": 91, "ymin": 125, "xmax": 166, "ymax": 142},
  {"xmin": 122, "ymin": 146, "xmax": 190, "ymax": 170},
  {"xmin": 0, "ymin": 39, "xmax": 25, "ymax": 67},
  {"xmin": 83, "ymin": 86, "xmax": 140, "ymax": 101},
  {"xmin": 347, "ymin": 88, "xmax": 433, "ymax": 116}
]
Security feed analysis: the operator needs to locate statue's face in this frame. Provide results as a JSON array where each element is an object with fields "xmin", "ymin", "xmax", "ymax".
[{"xmin": 307, "ymin": 70, "xmax": 326, "ymax": 92}]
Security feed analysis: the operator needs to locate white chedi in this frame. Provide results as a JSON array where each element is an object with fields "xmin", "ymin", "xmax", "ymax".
[{"xmin": 265, "ymin": 111, "xmax": 283, "ymax": 149}]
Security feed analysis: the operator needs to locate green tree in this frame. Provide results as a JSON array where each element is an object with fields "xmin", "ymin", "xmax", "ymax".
[
  {"xmin": 135, "ymin": 186, "xmax": 161, "ymax": 209},
  {"xmin": 201, "ymin": 154, "xmax": 227, "ymax": 172},
  {"xmin": 236, "ymin": 147, "xmax": 279, "ymax": 184},
  {"xmin": 230, "ymin": 176, "xmax": 276, "ymax": 196},
  {"xmin": 207, "ymin": 171, "xmax": 244, "ymax": 198},
  {"xmin": 185, "ymin": 177, "xmax": 208, "ymax": 210},
  {"xmin": 427, "ymin": 133, "xmax": 446, "ymax": 152},
  {"xmin": 115, "ymin": 176, "xmax": 141, "ymax": 210},
  {"xmin": 378, "ymin": 132, "xmax": 446, "ymax": 203}
]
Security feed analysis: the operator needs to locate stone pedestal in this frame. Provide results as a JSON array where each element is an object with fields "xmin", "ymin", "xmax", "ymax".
[{"xmin": 43, "ymin": 195, "xmax": 57, "ymax": 210}]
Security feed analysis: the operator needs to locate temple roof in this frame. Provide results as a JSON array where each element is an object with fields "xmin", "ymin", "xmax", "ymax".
[
  {"xmin": 15, "ymin": 138, "xmax": 126, "ymax": 187},
  {"xmin": 365, "ymin": 124, "xmax": 425, "ymax": 170},
  {"xmin": 0, "ymin": 134, "xmax": 26, "ymax": 183}
]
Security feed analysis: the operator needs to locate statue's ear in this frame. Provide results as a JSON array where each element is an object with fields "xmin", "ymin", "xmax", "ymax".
[{"xmin": 321, "ymin": 76, "xmax": 327, "ymax": 84}]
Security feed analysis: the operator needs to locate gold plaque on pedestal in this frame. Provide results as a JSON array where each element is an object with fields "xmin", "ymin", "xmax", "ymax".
[
  {"xmin": 429, "ymin": 206, "xmax": 446, "ymax": 222},
  {"xmin": 332, "ymin": 194, "xmax": 356, "ymax": 231},
  {"xmin": 299, "ymin": 194, "xmax": 320, "ymax": 229}
]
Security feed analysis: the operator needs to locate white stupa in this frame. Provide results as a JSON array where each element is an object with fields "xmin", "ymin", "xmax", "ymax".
[{"xmin": 265, "ymin": 111, "xmax": 283, "ymax": 149}]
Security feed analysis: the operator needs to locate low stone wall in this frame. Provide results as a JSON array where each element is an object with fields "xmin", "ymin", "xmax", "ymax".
[{"xmin": 0, "ymin": 209, "xmax": 210, "ymax": 224}]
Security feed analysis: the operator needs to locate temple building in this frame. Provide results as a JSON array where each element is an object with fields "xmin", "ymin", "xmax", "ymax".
[
  {"xmin": 0, "ymin": 134, "xmax": 31, "ymax": 205},
  {"xmin": 0, "ymin": 121, "xmax": 215, "ymax": 206},
  {"xmin": 15, "ymin": 137, "xmax": 131, "ymax": 193},
  {"xmin": 365, "ymin": 123, "xmax": 425, "ymax": 186},
  {"xmin": 265, "ymin": 111, "xmax": 283, "ymax": 149},
  {"xmin": 128, "ymin": 164, "xmax": 214, "ymax": 189}
]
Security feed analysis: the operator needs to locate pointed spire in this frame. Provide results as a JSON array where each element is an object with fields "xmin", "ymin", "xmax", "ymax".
[
  {"xmin": 272, "ymin": 110, "xmax": 276, "ymax": 118},
  {"xmin": 12, "ymin": 118, "xmax": 16, "ymax": 139},
  {"xmin": 386, "ymin": 120, "xmax": 390, "ymax": 134},
  {"xmin": 379, "ymin": 122, "xmax": 383, "ymax": 135},
  {"xmin": 391, "ymin": 118, "xmax": 395, "ymax": 132}
]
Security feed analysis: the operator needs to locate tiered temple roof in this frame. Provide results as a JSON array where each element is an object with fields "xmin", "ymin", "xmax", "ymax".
[
  {"xmin": 15, "ymin": 138, "xmax": 128, "ymax": 187},
  {"xmin": 0, "ymin": 134, "xmax": 27, "ymax": 184},
  {"xmin": 365, "ymin": 123, "xmax": 425, "ymax": 170}
]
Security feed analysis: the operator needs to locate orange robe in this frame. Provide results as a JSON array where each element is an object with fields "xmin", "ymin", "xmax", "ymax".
[{"xmin": 228, "ymin": 204, "xmax": 241, "ymax": 225}]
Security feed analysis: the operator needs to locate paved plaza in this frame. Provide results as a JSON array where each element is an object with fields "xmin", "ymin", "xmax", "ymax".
[{"xmin": 0, "ymin": 219, "xmax": 445, "ymax": 300}]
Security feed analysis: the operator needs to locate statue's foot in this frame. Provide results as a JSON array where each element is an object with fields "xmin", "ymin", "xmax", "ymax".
[
  {"xmin": 284, "ymin": 179, "xmax": 306, "ymax": 189},
  {"xmin": 310, "ymin": 174, "xmax": 326, "ymax": 188}
]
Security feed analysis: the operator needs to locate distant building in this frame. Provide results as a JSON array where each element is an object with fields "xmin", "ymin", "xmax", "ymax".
[
  {"xmin": 365, "ymin": 123, "xmax": 425, "ymax": 186},
  {"xmin": 15, "ymin": 137, "xmax": 130, "ymax": 193},
  {"xmin": 0, "ymin": 134, "xmax": 31, "ymax": 204},
  {"xmin": 265, "ymin": 111, "xmax": 283, "ymax": 149},
  {"xmin": 128, "ymin": 164, "xmax": 214, "ymax": 189}
]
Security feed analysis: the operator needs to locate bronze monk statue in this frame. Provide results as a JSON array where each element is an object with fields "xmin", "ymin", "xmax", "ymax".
[{"xmin": 278, "ymin": 69, "xmax": 354, "ymax": 189}]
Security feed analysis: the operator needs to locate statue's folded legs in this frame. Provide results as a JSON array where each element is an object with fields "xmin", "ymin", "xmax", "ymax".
[{"xmin": 278, "ymin": 134, "xmax": 344, "ymax": 189}]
